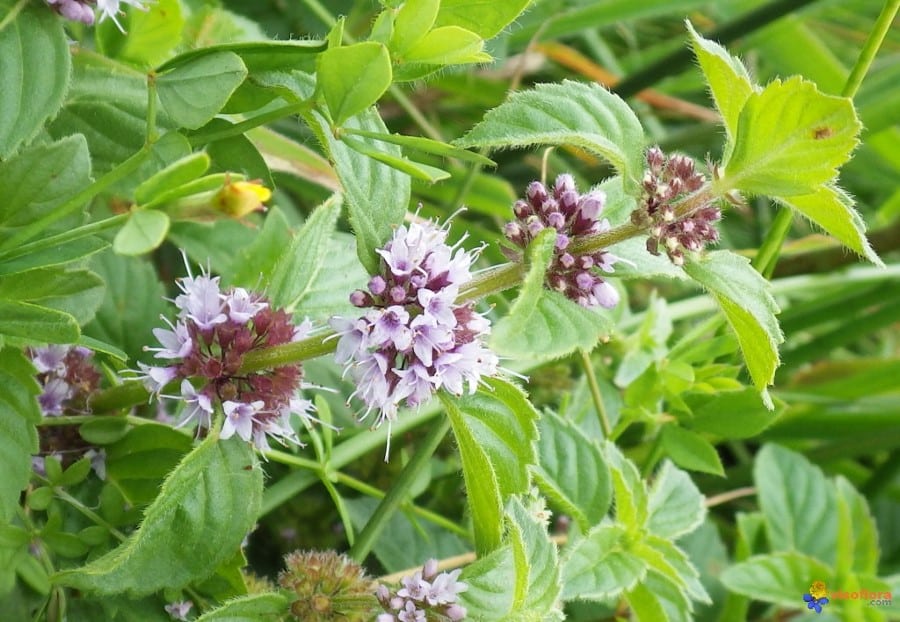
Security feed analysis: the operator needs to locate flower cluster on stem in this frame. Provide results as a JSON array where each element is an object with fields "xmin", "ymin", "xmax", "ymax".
[
  {"xmin": 376, "ymin": 559, "xmax": 468, "ymax": 622},
  {"xmin": 45, "ymin": 0, "xmax": 152, "ymax": 30},
  {"xmin": 503, "ymin": 174, "xmax": 620, "ymax": 308},
  {"xmin": 631, "ymin": 146, "xmax": 721, "ymax": 266},
  {"xmin": 138, "ymin": 254, "xmax": 316, "ymax": 451},
  {"xmin": 330, "ymin": 219, "xmax": 498, "ymax": 445},
  {"xmin": 278, "ymin": 550, "xmax": 378, "ymax": 621}
]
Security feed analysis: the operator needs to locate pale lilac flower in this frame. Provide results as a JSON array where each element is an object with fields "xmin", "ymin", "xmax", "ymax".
[
  {"xmin": 221, "ymin": 400, "xmax": 264, "ymax": 442},
  {"xmin": 30, "ymin": 345, "xmax": 69, "ymax": 374},
  {"xmin": 96, "ymin": 0, "xmax": 151, "ymax": 33},
  {"xmin": 376, "ymin": 559, "xmax": 468, "ymax": 621},
  {"xmin": 224, "ymin": 288, "xmax": 267, "ymax": 323},
  {"xmin": 164, "ymin": 600, "xmax": 193, "ymax": 621},
  {"xmin": 176, "ymin": 380, "xmax": 214, "ymax": 430},
  {"xmin": 148, "ymin": 319, "xmax": 193, "ymax": 359},
  {"xmin": 137, "ymin": 362, "xmax": 178, "ymax": 394},
  {"xmin": 84, "ymin": 448, "xmax": 107, "ymax": 480},
  {"xmin": 38, "ymin": 378, "xmax": 70, "ymax": 416}
]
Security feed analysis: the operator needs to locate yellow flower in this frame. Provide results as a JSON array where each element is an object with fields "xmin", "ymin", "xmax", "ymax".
[
  {"xmin": 809, "ymin": 581, "xmax": 827, "ymax": 599},
  {"xmin": 214, "ymin": 180, "xmax": 271, "ymax": 218}
]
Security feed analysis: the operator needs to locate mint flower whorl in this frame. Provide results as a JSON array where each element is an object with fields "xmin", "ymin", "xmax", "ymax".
[
  {"xmin": 376, "ymin": 559, "xmax": 468, "ymax": 622},
  {"xmin": 139, "ymin": 257, "xmax": 316, "ymax": 451},
  {"xmin": 504, "ymin": 174, "xmax": 620, "ymax": 309},
  {"xmin": 278, "ymin": 550, "xmax": 378, "ymax": 621},
  {"xmin": 330, "ymin": 220, "xmax": 498, "ymax": 435},
  {"xmin": 44, "ymin": 0, "xmax": 152, "ymax": 29},
  {"xmin": 631, "ymin": 146, "xmax": 721, "ymax": 266}
]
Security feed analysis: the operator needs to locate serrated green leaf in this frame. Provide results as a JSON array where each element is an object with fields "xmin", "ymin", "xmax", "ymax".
[
  {"xmin": 637, "ymin": 535, "xmax": 710, "ymax": 605},
  {"xmin": 157, "ymin": 52, "xmax": 248, "ymax": 130},
  {"xmin": 647, "ymin": 461, "xmax": 706, "ymax": 540},
  {"xmin": 530, "ymin": 410, "xmax": 611, "ymax": 532},
  {"xmin": 389, "ymin": 0, "xmax": 439, "ymax": 56},
  {"xmin": 683, "ymin": 251, "xmax": 782, "ymax": 401},
  {"xmin": 435, "ymin": 0, "xmax": 532, "ymax": 39},
  {"xmin": 626, "ymin": 570, "xmax": 693, "ymax": 622},
  {"xmin": 721, "ymin": 76, "xmax": 860, "ymax": 197},
  {"xmin": 268, "ymin": 195, "xmax": 342, "ymax": 312},
  {"xmin": 288, "ymin": 233, "xmax": 369, "ymax": 320},
  {"xmin": 402, "ymin": 26, "xmax": 489, "ymax": 65},
  {"xmin": 686, "ymin": 21, "xmax": 754, "ymax": 161},
  {"xmin": 457, "ymin": 81, "xmax": 645, "ymax": 193},
  {"xmin": 0, "ymin": 237, "xmax": 108, "ymax": 278},
  {"xmin": 0, "ymin": 300, "xmax": 79, "ymax": 343},
  {"xmin": 230, "ymin": 207, "xmax": 293, "ymax": 290},
  {"xmin": 561, "ymin": 523, "xmax": 646, "ymax": 601},
  {"xmin": 605, "ymin": 441, "xmax": 648, "ymax": 531},
  {"xmin": 113, "ymin": 210, "xmax": 171, "ymax": 256},
  {"xmin": 135, "ymin": 152, "xmax": 211, "ymax": 205},
  {"xmin": 95, "ymin": 0, "xmax": 184, "ymax": 67},
  {"xmin": 0, "ymin": 2, "xmax": 71, "ymax": 158},
  {"xmin": 317, "ymin": 42, "xmax": 392, "ymax": 125},
  {"xmin": 56, "ymin": 437, "xmax": 262, "ymax": 595},
  {"xmin": 194, "ymin": 593, "xmax": 290, "ymax": 622},
  {"xmin": 835, "ymin": 476, "xmax": 879, "ymax": 575},
  {"xmin": 492, "ymin": 229, "xmax": 612, "ymax": 361},
  {"xmin": 0, "ymin": 267, "xmax": 105, "ymax": 329},
  {"xmin": 720, "ymin": 551, "xmax": 833, "ymax": 608},
  {"xmin": 776, "ymin": 184, "xmax": 882, "ymax": 266},
  {"xmin": 682, "ymin": 387, "xmax": 782, "ymax": 439},
  {"xmin": 754, "ymin": 444, "xmax": 837, "ymax": 565},
  {"xmin": 0, "ymin": 348, "xmax": 40, "ymax": 523},
  {"xmin": 459, "ymin": 546, "xmax": 516, "ymax": 619},
  {"xmin": 660, "ymin": 426, "xmax": 724, "ymax": 476},
  {"xmin": 507, "ymin": 497, "xmax": 563, "ymax": 618}
]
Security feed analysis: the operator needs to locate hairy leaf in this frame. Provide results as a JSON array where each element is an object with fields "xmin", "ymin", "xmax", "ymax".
[
  {"xmin": 660, "ymin": 426, "xmax": 724, "ymax": 476},
  {"xmin": 720, "ymin": 552, "xmax": 833, "ymax": 608},
  {"xmin": 0, "ymin": 348, "xmax": 40, "ymax": 523},
  {"xmin": 435, "ymin": 0, "xmax": 532, "ymax": 39},
  {"xmin": 647, "ymin": 461, "xmax": 706, "ymax": 540},
  {"xmin": 194, "ymin": 593, "xmax": 291, "ymax": 621},
  {"xmin": 507, "ymin": 498, "xmax": 563, "ymax": 618},
  {"xmin": 561, "ymin": 524, "xmax": 646, "ymax": 601},
  {"xmin": 835, "ymin": 476, "xmax": 879, "ymax": 575},
  {"xmin": 317, "ymin": 42, "xmax": 392, "ymax": 125},
  {"xmin": 457, "ymin": 81, "xmax": 645, "ymax": 193}
]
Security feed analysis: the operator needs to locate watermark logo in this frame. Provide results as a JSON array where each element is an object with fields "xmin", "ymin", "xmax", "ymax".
[{"xmin": 803, "ymin": 581, "xmax": 894, "ymax": 613}]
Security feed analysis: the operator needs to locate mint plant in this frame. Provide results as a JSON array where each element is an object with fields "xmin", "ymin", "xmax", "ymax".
[{"xmin": 2, "ymin": 1, "xmax": 898, "ymax": 621}]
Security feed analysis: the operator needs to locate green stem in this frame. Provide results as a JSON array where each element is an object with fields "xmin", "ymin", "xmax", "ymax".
[
  {"xmin": 579, "ymin": 350, "xmax": 612, "ymax": 438},
  {"xmin": 613, "ymin": 0, "xmax": 821, "ymax": 98},
  {"xmin": 0, "ymin": 214, "xmax": 127, "ymax": 263},
  {"xmin": 0, "ymin": 147, "xmax": 150, "ymax": 254},
  {"xmin": 751, "ymin": 205, "xmax": 794, "ymax": 277},
  {"xmin": 842, "ymin": 0, "xmax": 900, "ymax": 98},
  {"xmin": 188, "ymin": 102, "xmax": 312, "ymax": 147},
  {"xmin": 0, "ymin": 0, "xmax": 28, "ymax": 31},
  {"xmin": 348, "ymin": 416, "xmax": 452, "ymax": 562}
]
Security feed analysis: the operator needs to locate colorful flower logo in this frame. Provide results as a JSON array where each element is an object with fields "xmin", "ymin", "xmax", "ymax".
[{"xmin": 803, "ymin": 581, "xmax": 830, "ymax": 613}]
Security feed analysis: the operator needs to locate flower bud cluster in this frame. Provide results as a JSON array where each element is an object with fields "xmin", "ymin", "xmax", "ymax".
[
  {"xmin": 29, "ymin": 345, "xmax": 106, "ymax": 474},
  {"xmin": 278, "ymin": 550, "xmax": 377, "ymax": 622},
  {"xmin": 376, "ymin": 559, "xmax": 468, "ymax": 622},
  {"xmin": 631, "ymin": 146, "xmax": 721, "ymax": 266},
  {"xmin": 139, "ymin": 257, "xmax": 315, "ymax": 451},
  {"xmin": 45, "ymin": 0, "xmax": 151, "ymax": 30},
  {"xmin": 504, "ymin": 174, "xmax": 619, "ymax": 309},
  {"xmin": 331, "ymin": 220, "xmax": 498, "ymax": 435}
]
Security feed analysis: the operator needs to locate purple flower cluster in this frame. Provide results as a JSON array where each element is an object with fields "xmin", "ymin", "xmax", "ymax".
[
  {"xmin": 503, "ymin": 174, "xmax": 620, "ymax": 309},
  {"xmin": 45, "ymin": 0, "xmax": 150, "ymax": 29},
  {"xmin": 139, "ymin": 257, "xmax": 315, "ymax": 451},
  {"xmin": 376, "ymin": 559, "xmax": 467, "ymax": 622},
  {"xmin": 631, "ymin": 146, "xmax": 721, "ymax": 266},
  {"xmin": 331, "ymin": 220, "xmax": 498, "ymax": 437}
]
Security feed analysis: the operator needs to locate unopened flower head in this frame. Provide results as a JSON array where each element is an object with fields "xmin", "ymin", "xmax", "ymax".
[
  {"xmin": 138, "ymin": 253, "xmax": 317, "ymax": 451},
  {"xmin": 631, "ymin": 146, "xmax": 721, "ymax": 266},
  {"xmin": 330, "ymin": 219, "xmax": 498, "ymax": 445},
  {"xmin": 504, "ymin": 174, "xmax": 620, "ymax": 309},
  {"xmin": 279, "ymin": 550, "xmax": 378, "ymax": 621},
  {"xmin": 376, "ymin": 559, "xmax": 468, "ymax": 622}
]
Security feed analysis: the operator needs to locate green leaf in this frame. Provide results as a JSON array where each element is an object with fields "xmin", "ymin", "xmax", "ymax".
[
  {"xmin": 341, "ymin": 135, "xmax": 451, "ymax": 183},
  {"xmin": 0, "ymin": 348, "xmax": 40, "ymax": 523},
  {"xmin": 659, "ymin": 426, "xmax": 724, "ymax": 476},
  {"xmin": 291, "ymin": 233, "xmax": 370, "ymax": 320},
  {"xmin": 506, "ymin": 497, "xmax": 563, "ymax": 619},
  {"xmin": 605, "ymin": 441, "xmax": 649, "ymax": 531},
  {"xmin": 682, "ymin": 387, "xmax": 782, "ymax": 439},
  {"xmin": 0, "ymin": 135, "xmax": 92, "ymax": 232},
  {"xmin": 57, "ymin": 437, "xmax": 262, "ymax": 595},
  {"xmin": 194, "ymin": 593, "xmax": 290, "ymax": 622},
  {"xmin": 135, "ymin": 152, "xmax": 211, "ymax": 205},
  {"xmin": 95, "ymin": 0, "xmax": 185, "ymax": 67},
  {"xmin": 82, "ymin": 251, "xmax": 169, "ymax": 364},
  {"xmin": 316, "ymin": 107, "xmax": 411, "ymax": 274},
  {"xmin": 686, "ymin": 21, "xmax": 754, "ymax": 160},
  {"xmin": 435, "ymin": 0, "xmax": 532, "ymax": 39},
  {"xmin": 0, "ymin": 267, "xmax": 105, "ymax": 328},
  {"xmin": 157, "ymin": 52, "xmax": 248, "ymax": 130},
  {"xmin": 530, "ymin": 410, "xmax": 611, "ymax": 532},
  {"xmin": 776, "ymin": 184, "xmax": 882, "ymax": 266},
  {"xmin": 561, "ymin": 524, "xmax": 646, "ymax": 601},
  {"xmin": 0, "ymin": 300, "xmax": 79, "ymax": 343},
  {"xmin": 754, "ymin": 444, "xmax": 837, "ymax": 565},
  {"xmin": 683, "ymin": 251, "xmax": 782, "ymax": 403},
  {"xmin": 230, "ymin": 207, "xmax": 293, "ymax": 290},
  {"xmin": 459, "ymin": 547, "xmax": 516, "ymax": 619},
  {"xmin": 113, "ymin": 210, "xmax": 171, "ymax": 256},
  {"xmin": 721, "ymin": 76, "xmax": 861, "ymax": 197},
  {"xmin": 647, "ymin": 461, "xmax": 706, "ymax": 540},
  {"xmin": 389, "ymin": 0, "xmax": 439, "ymax": 56},
  {"xmin": 402, "ymin": 26, "xmax": 489, "ymax": 65},
  {"xmin": 317, "ymin": 42, "xmax": 392, "ymax": 125},
  {"xmin": 491, "ymin": 229, "xmax": 612, "ymax": 361},
  {"xmin": 720, "ymin": 551, "xmax": 833, "ymax": 608},
  {"xmin": 268, "ymin": 196, "xmax": 342, "ymax": 312},
  {"xmin": 0, "ymin": 1, "xmax": 71, "ymax": 158},
  {"xmin": 341, "ymin": 128, "xmax": 496, "ymax": 166},
  {"xmin": 0, "ymin": 237, "xmax": 108, "ymax": 278},
  {"xmin": 834, "ymin": 476, "xmax": 879, "ymax": 575},
  {"xmin": 636, "ymin": 536, "xmax": 710, "ymax": 605},
  {"xmin": 157, "ymin": 40, "xmax": 325, "ymax": 73},
  {"xmin": 626, "ymin": 571, "xmax": 693, "ymax": 622},
  {"xmin": 105, "ymin": 424, "xmax": 193, "ymax": 507},
  {"xmin": 457, "ymin": 81, "xmax": 645, "ymax": 193}
]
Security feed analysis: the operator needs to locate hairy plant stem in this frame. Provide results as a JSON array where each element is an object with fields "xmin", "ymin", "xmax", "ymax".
[
  {"xmin": 579, "ymin": 350, "xmax": 612, "ymax": 438},
  {"xmin": 348, "ymin": 417, "xmax": 452, "ymax": 562}
]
